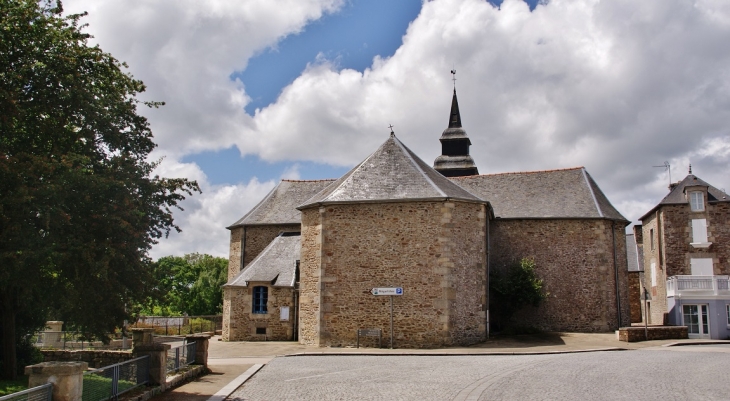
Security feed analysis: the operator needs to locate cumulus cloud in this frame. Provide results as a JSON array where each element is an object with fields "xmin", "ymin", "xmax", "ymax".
[
  {"xmin": 150, "ymin": 157, "xmax": 277, "ymax": 259},
  {"xmin": 248, "ymin": 0, "xmax": 730, "ymax": 223},
  {"xmin": 63, "ymin": 0, "xmax": 730, "ymax": 256}
]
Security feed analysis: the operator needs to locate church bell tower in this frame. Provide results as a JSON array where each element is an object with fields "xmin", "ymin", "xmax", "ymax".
[{"xmin": 433, "ymin": 74, "xmax": 479, "ymax": 177}]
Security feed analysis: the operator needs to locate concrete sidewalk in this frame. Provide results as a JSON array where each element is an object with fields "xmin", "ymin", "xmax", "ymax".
[{"xmin": 149, "ymin": 333, "xmax": 728, "ymax": 400}]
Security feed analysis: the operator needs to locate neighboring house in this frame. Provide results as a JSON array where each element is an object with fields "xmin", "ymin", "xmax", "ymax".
[
  {"xmin": 222, "ymin": 89, "xmax": 631, "ymax": 347},
  {"xmin": 638, "ymin": 172, "xmax": 730, "ymax": 339},
  {"xmin": 626, "ymin": 232, "xmax": 645, "ymax": 323}
]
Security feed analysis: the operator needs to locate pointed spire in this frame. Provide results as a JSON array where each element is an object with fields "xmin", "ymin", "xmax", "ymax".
[
  {"xmin": 434, "ymin": 71, "xmax": 478, "ymax": 177},
  {"xmin": 448, "ymin": 89, "xmax": 462, "ymax": 128}
]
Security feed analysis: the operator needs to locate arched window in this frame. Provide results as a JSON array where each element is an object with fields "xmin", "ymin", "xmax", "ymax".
[{"xmin": 252, "ymin": 286, "xmax": 268, "ymax": 314}]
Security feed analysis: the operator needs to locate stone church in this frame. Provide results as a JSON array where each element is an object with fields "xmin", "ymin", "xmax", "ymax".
[{"xmin": 222, "ymin": 89, "xmax": 631, "ymax": 348}]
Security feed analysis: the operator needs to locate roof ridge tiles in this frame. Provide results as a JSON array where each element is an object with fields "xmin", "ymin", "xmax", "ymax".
[
  {"xmin": 281, "ymin": 178, "xmax": 337, "ymax": 183},
  {"xmin": 451, "ymin": 166, "xmax": 585, "ymax": 178}
]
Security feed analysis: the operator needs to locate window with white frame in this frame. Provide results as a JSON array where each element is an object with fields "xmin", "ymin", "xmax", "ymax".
[
  {"xmin": 651, "ymin": 261, "xmax": 657, "ymax": 287},
  {"xmin": 690, "ymin": 191, "xmax": 704, "ymax": 211},
  {"xmin": 691, "ymin": 219, "xmax": 708, "ymax": 243},
  {"xmin": 690, "ymin": 258, "xmax": 713, "ymax": 276}
]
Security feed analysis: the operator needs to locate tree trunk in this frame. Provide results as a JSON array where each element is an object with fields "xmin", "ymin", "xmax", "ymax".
[{"xmin": 1, "ymin": 291, "xmax": 18, "ymax": 380}]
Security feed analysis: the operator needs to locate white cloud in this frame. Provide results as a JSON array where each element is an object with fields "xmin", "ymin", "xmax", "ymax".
[
  {"xmin": 63, "ymin": 0, "xmax": 730, "ymax": 256},
  {"xmin": 245, "ymin": 0, "xmax": 730, "ymax": 223}
]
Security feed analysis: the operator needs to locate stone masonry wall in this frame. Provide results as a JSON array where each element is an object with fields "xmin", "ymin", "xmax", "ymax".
[
  {"xmin": 299, "ymin": 201, "xmax": 486, "ymax": 348},
  {"xmin": 41, "ymin": 350, "xmax": 134, "ymax": 368},
  {"xmin": 299, "ymin": 208, "xmax": 323, "ymax": 345},
  {"xmin": 628, "ymin": 271, "xmax": 643, "ymax": 323},
  {"xmin": 642, "ymin": 201, "xmax": 730, "ymax": 324},
  {"xmin": 227, "ymin": 227, "xmax": 243, "ymax": 282},
  {"xmin": 490, "ymin": 219, "xmax": 630, "ymax": 332},
  {"xmin": 222, "ymin": 285, "xmax": 296, "ymax": 341}
]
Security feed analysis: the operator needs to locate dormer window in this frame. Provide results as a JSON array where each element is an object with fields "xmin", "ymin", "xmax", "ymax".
[{"xmin": 690, "ymin": 191, "xmax": 704, "ymax": 211}]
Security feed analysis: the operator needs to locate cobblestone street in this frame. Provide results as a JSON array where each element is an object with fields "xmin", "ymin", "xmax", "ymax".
[{"xmin": 229, "ymin": 346, "xmax": 730, "ymax": 401}]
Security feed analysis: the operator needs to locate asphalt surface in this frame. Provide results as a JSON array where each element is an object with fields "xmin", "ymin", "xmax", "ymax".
[{"xmin": 228, "ymin": 345, "xmax": 730, "ymax": 401}]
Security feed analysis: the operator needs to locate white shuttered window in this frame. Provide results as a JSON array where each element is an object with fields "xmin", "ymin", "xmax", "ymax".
[{"xmin": 691, "ymin": 219, "xmax": 708, "ymax": 243}]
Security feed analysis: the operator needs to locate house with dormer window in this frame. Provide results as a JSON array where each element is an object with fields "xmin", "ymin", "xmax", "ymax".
[{"xmin": 638, "ymin": 171, "xmax": 730, "ymax": 339}]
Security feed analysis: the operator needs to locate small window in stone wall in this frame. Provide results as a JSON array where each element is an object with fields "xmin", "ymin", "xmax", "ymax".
[
  {"xmin": 650, "ymin": 229, "xmax": 654, "ymax": 250},
  {"xmin": 253, "ymin": 286, "xmax": 268, "ymax": 314},
  {"xmin": 256, "ymin": 327, "xmax": 266, "ymax": 335}
]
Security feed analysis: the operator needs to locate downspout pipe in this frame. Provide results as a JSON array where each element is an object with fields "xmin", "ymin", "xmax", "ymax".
[{"xmin": 485, "ymin": 206, "xmax": 490, "ymax": 339}]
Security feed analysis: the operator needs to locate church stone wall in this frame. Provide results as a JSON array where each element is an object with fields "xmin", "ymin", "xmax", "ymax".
[
  {"xmin": 299, "ymin": 201, "xmax": 486, "ymax": 348},
  {"xmin": 222, "ymin": 285, "xmax": 296, "ymax": 341},
  {"xmin": 299, "ymin": 208, "xmax": 323, "ymax": 345},
  {"xmin": 490, "ymin": 219, "xmax": 630, "ymax": 332}
]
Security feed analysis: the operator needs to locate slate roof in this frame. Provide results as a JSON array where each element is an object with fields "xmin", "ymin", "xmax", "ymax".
[
  {"xmin": 228, "ymin": 179, "xmax": 334, "ymax": 228},
  {"xmin": 298, "ymin": 134, "xmax": 485, "ymax": 209},
  {"xmin": 639, "ymin": 174, "xmax": 730, "ymax": 220},
  {"xmin": 451, "ymin": 167, "xmax": 627, "ymax": 221},
  {"xmin": 626, "ymin": 234, "xmax": 643, "ymax": 272},
  {"xmin": 224, "ymin": 233, "xmax": 300, "ymax": 288}
]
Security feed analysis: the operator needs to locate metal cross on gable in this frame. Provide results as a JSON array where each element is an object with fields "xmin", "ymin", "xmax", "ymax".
[
  {"xmin": 388, "ymin": 124, "xmax": 394, "ymax": 136},
  {"xmin": 451, "ymin": 69, "xmax": 457, "ymax": 88}
]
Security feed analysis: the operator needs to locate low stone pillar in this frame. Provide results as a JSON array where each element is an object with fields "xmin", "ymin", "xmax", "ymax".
[
  {"xmin": 25, "ymin": 361, "xmax": 87, "ymax": 401},
  {"xmin": 185, "ymin": 334, "xmax": 211, "ymax": 368},
  {"xmin": 130, "ymin": 328, "xmax": 155, "ymax": 348},
  {"xmin": 133, "ymin": 343, "xmax": 170, "ymax": 387},
  {"xmin": 45, "ymin": 321, "xmax": 64, "ymax": 331}
]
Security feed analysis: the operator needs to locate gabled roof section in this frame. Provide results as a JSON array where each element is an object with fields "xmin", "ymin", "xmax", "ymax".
[
  {"xmin": 299, "ymin": 134, "xmax": 484, "ymax": 209},
  {"xmin": 228, "ymin": 179, "xmax": 335, "ymax": 228},
  {"xmin": 451, "ymin": 167, "xmax": 628, "ymax": 221},
  {"xmin": 639, "ymin": 174, "xmax": 730, "ymax": 221},
  {"xmin": 224, "ymin": 233, "xmax": 300, "ymax": 288}
]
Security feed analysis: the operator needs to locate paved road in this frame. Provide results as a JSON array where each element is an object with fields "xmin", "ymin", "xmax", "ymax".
[{"xmin": 229, "ymin": 346, "xmax": 730, "ymax": 401}]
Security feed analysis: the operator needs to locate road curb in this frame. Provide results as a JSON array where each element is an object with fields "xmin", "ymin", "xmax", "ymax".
[
  {"xmin": 206, "ymin": 363, "xmax": 264, "ymax": 401},
  {"xmin": 662, "ymin": 340, "xmax": 730, "ymax": 347},
  {"xmin": 282, "ymin": 347, "xmax": 629, "ymax": 357}
]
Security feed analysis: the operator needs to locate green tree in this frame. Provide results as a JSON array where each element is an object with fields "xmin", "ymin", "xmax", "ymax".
[
  {"xmin": 490, "ymin": 258, "xmax": 547, "ymax": 331},
  {"xmin": 144, "ymin": 253, "xmax": 228, "ymax": 316},
  {"xmin": 0, "ymin": 0, "xmax": 198, "ymax": 379}
]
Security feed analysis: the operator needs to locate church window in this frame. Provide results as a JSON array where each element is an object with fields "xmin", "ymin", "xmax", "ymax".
[
  {"xmin": 253, "ymin": 286, "xmax": 268, "ymax": 314},
  {"xmin": 650, "ymin": 229, "xmax": 654, "ymax": 250},
  {"xmin": 690, "ymin": 192, "xmax": 704, "ymax": 211}
]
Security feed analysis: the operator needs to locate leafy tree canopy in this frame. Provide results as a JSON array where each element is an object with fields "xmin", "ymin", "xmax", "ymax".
[
  {"xmin": 143, "ymin": 253, "xmax": 228, "ymax": 317},
  {"xmin": 490, "ymin": 258, "xmax": 547, "ymax": 332},
  {"xmin": 0, "ymin": 0, "xmax": 199, "ymax": 378}
]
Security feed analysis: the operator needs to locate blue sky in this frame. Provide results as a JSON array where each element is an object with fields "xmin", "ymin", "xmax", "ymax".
[
  {"xmin": 186, "ymin": 0, "xmax": 541, "ymax": 186},
  {"xmin": 65, "ymin": 0, "xmax": 730, "ymax": 257}
]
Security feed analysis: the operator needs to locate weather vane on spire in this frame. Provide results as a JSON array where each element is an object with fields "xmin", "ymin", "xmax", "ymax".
[
  {"xmin": 388, "ymin": 124, "xmax": 394, "ymax": 137},
  {"xmin": 450, "ymin": 69, "xmax": 457, "ymax": 89}
]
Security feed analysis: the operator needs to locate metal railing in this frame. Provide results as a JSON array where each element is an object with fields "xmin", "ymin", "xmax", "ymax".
[
  {"xmin": 82, "ymin": 355, "xmax": 149, "ymax": 401},
  {"xmin": 166, "ymin": 341, "xmax": 196, "ymax": 375},
  {"xmin": 133, "ymin": 315, "xmax": 222, "ymax": 336},
  {"xmin": 666, "ymin": 275, "xmax": 730, "ymax": 297},
  {"xmin": 0, "ymin": 383, "xmax": 52, "ymax": 401}
]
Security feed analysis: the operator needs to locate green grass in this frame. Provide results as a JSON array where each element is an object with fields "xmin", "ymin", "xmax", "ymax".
[
  {"xmin": 82, "ymin": 373, "xmax": 137, "ymax": 401},
  {"xmin": 0, "ymin": 376, "xmax": 28, "ymax": 396}
]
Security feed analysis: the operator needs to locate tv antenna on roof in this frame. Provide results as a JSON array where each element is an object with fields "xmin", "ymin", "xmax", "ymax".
[{"xmin": 652, "ymin": 161, "xmax": 671, "ymax": 188}]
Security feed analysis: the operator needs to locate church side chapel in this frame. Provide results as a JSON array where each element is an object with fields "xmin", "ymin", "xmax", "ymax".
[{"xmin": 222, "ymin": 80, "xmax": 631, "ymax": 348}]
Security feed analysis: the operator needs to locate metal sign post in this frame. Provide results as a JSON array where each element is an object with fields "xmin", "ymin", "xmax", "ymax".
[{"xmin": 371, "ymin": 287, "xmax": 403, "ymax": 349}]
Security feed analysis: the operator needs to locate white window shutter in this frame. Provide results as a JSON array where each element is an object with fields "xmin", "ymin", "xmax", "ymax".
[
  {"xmin": 691, "ymin": 219, "xmax": 708, "ymax": 243},
  {"xmin": 690, "ymin": 258, "xmax": 713, "ymax": 276}
]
